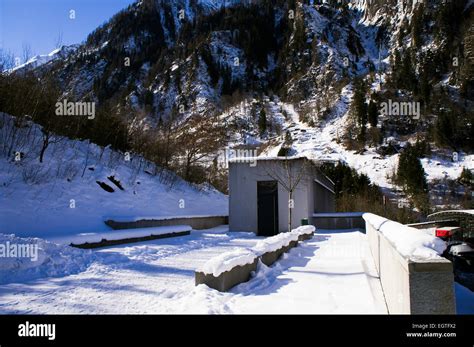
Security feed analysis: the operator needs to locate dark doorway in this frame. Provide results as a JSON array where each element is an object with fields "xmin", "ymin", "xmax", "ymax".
[{"xmin": 257, "ymin": 181, "xmax": 279, "ymax": 236}]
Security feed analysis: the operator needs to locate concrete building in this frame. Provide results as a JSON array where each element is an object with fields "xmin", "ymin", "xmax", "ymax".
[{"xmin": 229, "ymin": 156, "xmax": 335, "ymax": 235}]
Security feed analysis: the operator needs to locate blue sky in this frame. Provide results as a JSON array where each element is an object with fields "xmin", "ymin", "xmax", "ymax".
[{"xmin": 0, "ymin": 0, "xmax": 136, "ymax": 61}]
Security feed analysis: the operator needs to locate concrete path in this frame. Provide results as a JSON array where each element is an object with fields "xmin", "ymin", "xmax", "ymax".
[{"xmin": 227, "ymin": 229, "xmax": 389, "ymax": 314}]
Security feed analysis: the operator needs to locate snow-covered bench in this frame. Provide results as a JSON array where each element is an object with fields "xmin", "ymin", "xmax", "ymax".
[{"xmin": 195, "ymin": 226, "xmax": 315, "ymax": 291}]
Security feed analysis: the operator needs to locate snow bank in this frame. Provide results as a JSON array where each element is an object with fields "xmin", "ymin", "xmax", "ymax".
[
  {"xmin": 0, "ymin": 233, "xmax": 94, "ymax": 285},
  {"xmin": 199, "ymin": 248, "xmax": 257, "ymax": 277},
  {"xmin": 362, "ymin": 213, "xmax": 446, "ymax": 260}
]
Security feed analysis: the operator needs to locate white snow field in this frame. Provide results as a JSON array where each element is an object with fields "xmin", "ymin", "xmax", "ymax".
[
  {"xmin": 0, "ymin": 227, "xmax": 389, "ymax": 314},
  {"xmin": 0, "ymin": 114, "xmax": 228, "ymax": 241}
]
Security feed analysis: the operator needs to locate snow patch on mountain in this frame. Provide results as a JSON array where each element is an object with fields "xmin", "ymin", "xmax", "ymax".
[{"xmin": 9, "ymin": 45, "xmax": 78, "ymax": 73}]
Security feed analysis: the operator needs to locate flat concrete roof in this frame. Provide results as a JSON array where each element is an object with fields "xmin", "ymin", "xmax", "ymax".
[{"xmin": 228, "ymin": 155, "xmax": 309, "ymax": 163}]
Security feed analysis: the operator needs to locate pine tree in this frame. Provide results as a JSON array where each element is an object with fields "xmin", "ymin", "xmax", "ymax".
[
  {"xmin": 400, "ymin": 50, "xmax": 417, "ymax": 92},
  {"xmin": 411, "ymin": 4, "xmax": 424, "ymax": 48},
  {"xmin": 259, "ymin": 108, "xmax": 267, "ymax": 135},
  {"xmin": 397, "ymin": 144, "xmax": 428, "ymax": 196},
  {"xmin": 434, "ymin": 111, "xmax": 455, "ymax": 149},
  {"xmin": 367, "ymin": 99, "xmax": 378, "ymax": 127},
  {"xmin": 391, "ymin": 50, "xmax": 402, "ymax": 86},
  {"xmin": 353, "ymin": 79, "xmax": 367, "ymax": 125},
  {"xmin": 419, "ymin": 72, "xmax": 431, "ymax": 106},
  {"xmin": 459, "ymin": 168, "xmax": 473, "ymax": 187},
  {"xmin": 221, "ymin": 65, "xmax": 233, "ymax": 95}
]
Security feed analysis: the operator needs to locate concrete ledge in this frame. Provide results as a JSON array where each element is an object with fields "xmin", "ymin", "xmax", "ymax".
[
  {"xmin": 408, "ymin": 260, "xmax": 454, "ymax": 273},
  {"xmin": 195, "ymin": 258, "xmax": 258, "ymax": 292},
  {"xmin": 71, "ymin": 230, "xmax": 190, "ymax": 249},
  {"xmin": 260, "ymin": 240, "xmax": 298, "ymax": 267},
  {"xmin": 312, "ymin": 214, "xmax": 365, "ymax": 230},
  {"xmin": 364, "ymin": 215, "xmax": 455, "ymax": 314},
  {"xmin": 298, "ymin": 232, "xmax": 314, "ymax": 242},
  {"xmin": 105, "ymin": 216, "xmax": 228, "ymax": 231}
]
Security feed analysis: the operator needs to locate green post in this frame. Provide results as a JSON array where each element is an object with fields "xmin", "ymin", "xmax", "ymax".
[{"xmin": 301, "ymin": 218, "xmax": 309, "ymax": 226}]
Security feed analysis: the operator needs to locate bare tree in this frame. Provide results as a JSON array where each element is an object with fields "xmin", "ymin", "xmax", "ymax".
[
  {"xmin": 176, "ymin": 114, "xmax": 227, "ymax": 181},
  {"xmin": 264, "ymin": 157, "xmax": 311, "ymax": 232},
  {"xmin": 31, "ymin": 76, "xmax": 62, "ymax": 163},
  {"xmin": 0, "ymin": 49, "xmax": 15, "ymax": 71},
  {"xmin": 22, "ymin": 43, "xmax": 33, "ymax": 63},
  {"xmin": 39, "ymin": 129, "xmax": 61, "ymax": 163}
]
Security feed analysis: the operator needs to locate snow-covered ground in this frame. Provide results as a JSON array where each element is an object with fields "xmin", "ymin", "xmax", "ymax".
[
  {"xmin": 1, "ymin": 226, "xmax": 472, "ymax": 314},
  {"xmin": 0, "ymin": 227, "xmax": 388, "ymax": 314},
  {"xmin": 0, "ymin": 114, "xmax": 228, "ymax": 240}
]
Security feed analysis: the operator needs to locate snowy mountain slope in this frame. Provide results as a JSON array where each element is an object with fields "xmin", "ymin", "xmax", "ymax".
[
  {"xmin": 7, "ymin": 0, "xmax": 474, "ymax": 211},
  {"xmin": 240, "ymin": 87, "xmax": 474, "ymax": 192},
  {"xmin": 0, "ymin": 114, "xmax": 227, "ymax": 238},
  {"xmin": 9, "ymin": 45, "xmax": 78, "ymax": 73}
]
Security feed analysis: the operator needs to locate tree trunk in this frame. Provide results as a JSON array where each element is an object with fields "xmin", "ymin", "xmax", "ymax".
[
  {"xmin": 288, "ymin": 190, "xmax": 293, "ymax": 233},
  {"xmin": 39, "ymin": 137, "xmax": 49, "ymax": 163},
  {"xmin": 185, "ymin": 156, "xmax": 192, "ymax": 181}
]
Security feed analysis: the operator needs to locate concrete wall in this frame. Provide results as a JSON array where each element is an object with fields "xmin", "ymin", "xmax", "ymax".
[
  {"xmin": 314, "ymin": 182, "xmax": 333, "ymax": 213},
  {"xmin": 312, "ymin": 215, "xmax": 365, "ymax": 230},
  {"xmin": 105, "ymin": 216, "xmax": 228, "ymax": 230},
  {"xmin": 195, "ymin": 259, "xmax": 258, "ymax": 292},
  {"xmin": 229, "ymin": 159, "xmax": 314, "ymax": 234},
  {"xmin": 72, "ymin": 230, "xmax": 191, "ymax": 249},
  {"xmin": 365, "ymin": 218, "xmax": 456, "ymax": 314}
]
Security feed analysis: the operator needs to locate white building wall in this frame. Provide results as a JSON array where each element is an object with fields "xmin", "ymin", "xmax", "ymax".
[{"xmin": 229, "ymin": 159, "xmax": 314, "ymax": 234}]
